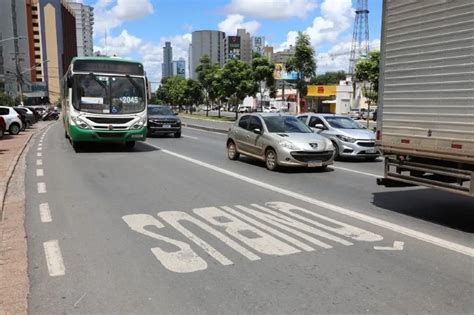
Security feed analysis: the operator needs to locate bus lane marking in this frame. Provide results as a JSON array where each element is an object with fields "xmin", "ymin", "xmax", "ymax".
[
  {"xmin": 155, "ymin": 147, "xmax": 474, "ymax": 258},
  {"xmin": 123, "ymin": 202, "xmax": 385, "ymax": 273}
]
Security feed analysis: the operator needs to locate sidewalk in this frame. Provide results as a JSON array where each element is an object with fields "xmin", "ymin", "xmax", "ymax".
[{"xmin": 0, "ymin": 121, "xmax": 53, "ymax": 315}]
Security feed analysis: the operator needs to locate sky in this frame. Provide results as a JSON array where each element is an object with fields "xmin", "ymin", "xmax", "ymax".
[{"xmin": 80, "ymin": 0, "xmax": 382, "ymax": 85}]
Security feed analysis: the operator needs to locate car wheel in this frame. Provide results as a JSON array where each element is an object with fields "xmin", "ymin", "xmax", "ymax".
[
  {"xmin": 9, "ymin": 123, "xmax": 20, "ymax": 135},
  {"xmin": 174, "ymin": 130, "xmax": 181, "ymax": 138},
  {"xmin": 125, "ymin": 141, "xmax": 136, "ymax": 150},
  {"xmin": 0, "ymin": 128, "xmax": 4, "ymax": 138},
  {"xmin": 265, "ymin": 148, "xmax": 279, "ymax": 171},
  {"xmin": 332, "ymin": 141, "xmax": 340, "ymax": 160},
  {"xmin": 26, "ymin": 121, "xmax": 31, "ymax": 129},
  {"xmin": 227, "ymin": 140, "xmax": 240, "ymax": 160}
]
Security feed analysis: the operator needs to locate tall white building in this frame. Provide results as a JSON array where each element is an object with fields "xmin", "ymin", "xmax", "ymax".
[
  {"xmin": 68, "ymin": 1, "xmax": 94, "ymax": 56},
  {"xmin": 236, "ymin": 29, "xmax": 251, "ymax": 63},
  {"xmin": 191, "ymin": 30, "xmax": 226, "ymax": 79},
  {"xmin": 162, "ymin": 41, "xmax": 173, "ymax": 80}
]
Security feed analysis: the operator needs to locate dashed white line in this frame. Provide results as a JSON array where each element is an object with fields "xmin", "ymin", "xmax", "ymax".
[
  {"xmin": 149, "ymin": 145, "xmax": 474, "ymax": 258},
  {"xmin": 37, "ymin": 182, "xmax": 47, "ymax": 194},
  {"xmin": 39, "ymin": 203, "xmax": 52, "ymax": 223},
  {"xmin": 331, "ymin": 166, "xmax": 379, "ymax": 178},
  {"xmin": 36, "ymin": 159, "xmax": 43, "ymax": 166},
  {"xmin": 36, "ymin": 169, "xmax": 44, "ymax": 177},
  {"xmin": 43, "ymin": 240, "xmax": 65, "ymax": 276},
  {"xmin": 37, "ymin": 152, "xmax": 42, "ymax": 157},
  {"xmin": 37, "ymin": 147, "xmax": 42, "ymax": 151}
]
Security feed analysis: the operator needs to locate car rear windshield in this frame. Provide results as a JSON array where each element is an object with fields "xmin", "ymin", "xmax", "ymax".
[
  {"xmin": 325, "ymin": 116, "xmax": 365, "ymax": 129},
  {"xmin": 263, "ymin": 116, "xmax": 312, "ymax": 133}
]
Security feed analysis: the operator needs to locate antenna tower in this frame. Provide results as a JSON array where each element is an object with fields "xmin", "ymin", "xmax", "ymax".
[{"xmin": 348, "ymin": 0, "xmax": 369, "ymax": 75}]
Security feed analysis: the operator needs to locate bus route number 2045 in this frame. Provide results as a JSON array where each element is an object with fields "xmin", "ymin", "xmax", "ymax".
[{"xmin": 120, "ymin": 96, "xmax": 139, "ymax": 104}]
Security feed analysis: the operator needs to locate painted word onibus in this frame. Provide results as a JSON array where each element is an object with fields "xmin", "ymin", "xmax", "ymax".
[{"xmin": 62, "ymin": 57, "xmax": 148, "ymax": 150}]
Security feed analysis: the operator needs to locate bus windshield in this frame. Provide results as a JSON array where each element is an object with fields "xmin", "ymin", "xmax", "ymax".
[{"xmin": 74, "ymin": 74, "xmax": 145, "ymax": 114}]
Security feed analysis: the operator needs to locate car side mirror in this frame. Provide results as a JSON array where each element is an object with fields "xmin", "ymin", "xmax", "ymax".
[
  {"xmin": 314, "ymin": 123, "xmax": 326, "ymax": 130},
  {"xmin": 253, "ymin": 128, "xmax": 262, "ymax": 135}
]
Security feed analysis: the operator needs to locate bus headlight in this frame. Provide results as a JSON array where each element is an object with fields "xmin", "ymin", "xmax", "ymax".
[
  {"xmin": 71, "ymin": 116, "xmax": 91, "ymax": 129},
  {"xmin": 131, "ymin": 117, "xmax": 146, "ymax": 129}
]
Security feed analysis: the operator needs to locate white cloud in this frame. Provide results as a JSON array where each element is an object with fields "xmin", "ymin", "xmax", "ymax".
[
  {"xmin": 92, "ymin": 0, "xmax": 154, "ymax": 35},
  {"xmin": 225, "ymin": 0, "xmax": 317, "ymax": 19},
  {"xmin": 93, "ymin": 30, "xmax": 142, "ymax": 56},
  {"xmin": 277, "ymin": 0, "xmax": 354, "ymax": 51},
  {"xmin": 139, "ymin": 33, "xmax": 192, "ymax": 86},
  {"xmin": 317, "ymin": 39, "xmax": 381, "ymax": 73},
  {"xmin": 218, "ymin": 14, "xmax": 260, "ymax": 35}
]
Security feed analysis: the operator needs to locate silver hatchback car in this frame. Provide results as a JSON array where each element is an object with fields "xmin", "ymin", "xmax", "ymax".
[
  {"xmin": 297, "ymin": 113, "xmax": 379, "ymax": 161},
  {"xmin": 227, "ymin": 113, "xmax": 334, "ymax": 171}
]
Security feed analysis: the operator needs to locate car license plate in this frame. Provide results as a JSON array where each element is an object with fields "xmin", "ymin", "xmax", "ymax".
[
  {"xmin": 366, "ymin": 148, "xmax": 376, "ymax": 153},
  {"xmin": 308, "ymin": 160, "xmax": 322, "ymax": 167},
  {"xmin": 163, "ymin": 124, "xmax": 171, "ymax": 128}
]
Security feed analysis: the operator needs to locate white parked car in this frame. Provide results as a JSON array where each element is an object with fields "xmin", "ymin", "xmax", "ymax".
[
  {"xmin": 0, "ymin": 106, "xmax": 23, "ymax": 135},
  {"xmin": 238, "ymin": 105, "xmax": 253, "ymax": 113}
]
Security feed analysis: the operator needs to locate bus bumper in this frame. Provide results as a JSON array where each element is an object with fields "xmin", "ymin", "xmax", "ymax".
[{"xmin": 69, "ymin": 125, "xmax": 147, "ymax": 142}]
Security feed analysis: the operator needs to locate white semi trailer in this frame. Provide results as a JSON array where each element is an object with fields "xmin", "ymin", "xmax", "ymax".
[{"xmin": 376, "ymin": 0, "xmax": 474, "ymax": 196}]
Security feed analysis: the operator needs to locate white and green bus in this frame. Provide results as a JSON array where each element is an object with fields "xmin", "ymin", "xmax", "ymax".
[{"xmin": 62, "ymin": 57, "xmax": 148, "ymax": 150}]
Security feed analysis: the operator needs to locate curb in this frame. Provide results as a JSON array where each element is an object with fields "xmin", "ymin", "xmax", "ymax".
[
  {"xmin": 182, "ymin": 123, "xmax": 228, "ymax": 134},
  {"xmin": 0, "ymin": 122, "xmax": 53, "ymax": 219}
]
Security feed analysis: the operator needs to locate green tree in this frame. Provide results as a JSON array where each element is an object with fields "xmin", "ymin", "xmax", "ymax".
[
  {"xmin": 195, "ymin": 55, "xmax": 219, "ymax": 116},
  {"xmin": 251, "ymin": 53, "xmax": 275, "ymax": 111},
  {"xmin": 0, "ymin": 92, "xmax": 14, "ymax": 106},
  {"xmin": 163, "ymin": 76, "xmax": 187, "ymax": 109},
  {"xmin": 355, "ymin": 51, "xmax": 380, "ymax": 105},
  {"xmin": 184, "ymin": 79, "xmax": 203, "ymax": 114},
  {"xmin": 312, "ymin": 71, "xmax": 347, "ymax": 85},
  {"xmin": 286, "ymin": 32, "xmax": 317, "ymax": 107},
  {"xmin": 221, "ymin": 59, "xmax": 257, "ymax": 119}
]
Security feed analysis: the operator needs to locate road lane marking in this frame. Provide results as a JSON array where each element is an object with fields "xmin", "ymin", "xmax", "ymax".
[
  {"xmin": 37, "ymin": 152, "xmax": 42, "ymax": 157},
  {"xmin": 122, "ymin": 214, "xmax": 208, "ymax": 273},
  {"xmin": 331, "ymin": 166, "xmax": 379, "ymax": 178},
  {"xmin": 43, "ymin": 240, "xmax": 65, "ymax": 276},
  {"xmin": 37, "ymin": 147, "xmax": 42, "ymax": 151},
  {"xmin": 374, "ymin": 241, "xmax": 404, "ymax": 251},
  {"xmin": 153, "ymin": 146, "xmax": 474, "ymax": 258},
  {"xmin": 36, "ymin": 159, "xmax": 42, "ymax": 166},
  {"xmin": 182, "ymin": 135, "xmax": 199, "ymax": 140},
  {"xmin": 124, "ymin": 202, "xmax": 385, "ymax": 273},
  {"xmin": 39, "ymin": 203, "xmax": 52, "ymax": 222},
  {"xmin": 37, "ymin": 182, "xmax": 47, "ymax": 194},
  {"xmin": 158, "ymin": 211, "xmax": 260, "ymax": 264},
  {"xmin": 36, "ymin": 169, "xmax": 44, "ymax": 177}
]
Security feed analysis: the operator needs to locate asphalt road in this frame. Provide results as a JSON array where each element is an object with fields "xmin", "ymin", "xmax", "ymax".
[{"xmin": 25, "ymin": 122, "xmax": 473, "ymax": 314}]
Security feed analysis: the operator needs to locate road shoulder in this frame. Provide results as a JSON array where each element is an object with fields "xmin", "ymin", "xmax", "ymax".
[{"xmin": 0, "ymin": 122, "xmax": 53, "ymax": 315}]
